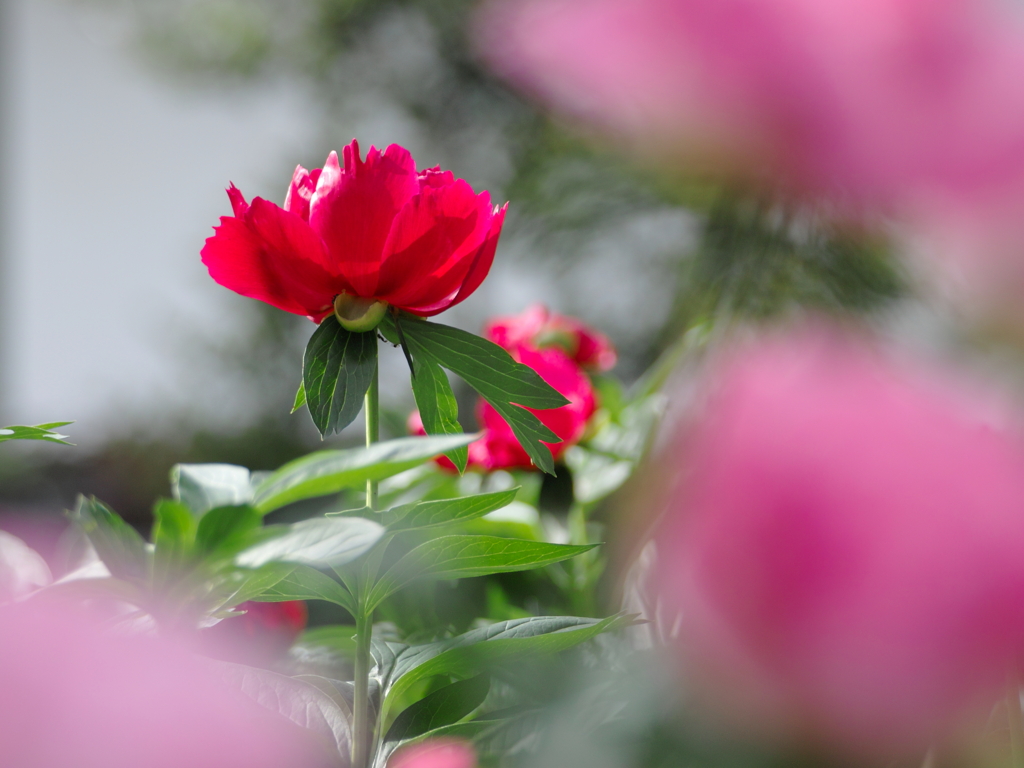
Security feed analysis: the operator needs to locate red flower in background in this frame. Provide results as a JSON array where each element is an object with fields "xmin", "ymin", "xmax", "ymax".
[
  {"xmin": 202, "ymin": 600, "xmax": 307, "ymax": 666},
  {"xmin": 411, "ymin": 307, "xmax": 611, "ymax": 471},
  {"xmin": 485, "ymin": 304, "xmax": 617, "ymax": 372},
  {"xmin": 202, "ymin": 140, "xmax": 507, "ymax": 324}
]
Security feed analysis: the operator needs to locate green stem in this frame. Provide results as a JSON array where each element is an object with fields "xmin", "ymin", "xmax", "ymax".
[
  {"xmin": 567, "ymin": 502, "xmax": 594, "ymax": 616},
  {"xmin": 352, "ymin": 341, "xmax": 380, "ymax": 768},
  {"xmin": 1009, "ymin": 675, "xmax": 1024, "ymax": 768},
  {"xmin": 365, "ymin": 354, "xmax": 379, "ymax": 510},
  {"xmin": 352, "ymin": 607, "xmax": 372, "ymax": 768}
]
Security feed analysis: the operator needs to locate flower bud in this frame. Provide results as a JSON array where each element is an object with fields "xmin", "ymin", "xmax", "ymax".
[{"xmin": 333, "ymin": 293, "xmax": 388, "ymax": 332}]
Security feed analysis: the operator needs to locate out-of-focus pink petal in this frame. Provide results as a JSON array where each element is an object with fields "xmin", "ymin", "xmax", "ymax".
[
  {"xmin": 486, "ymin": 304, "xmax": 550, "ymax": 352},
  {"xmin": 284, "ymin": 165, "xmax": 322, "ymax": 222},
  {"xmin": 653, "ymin": 327, "xmax": 1024, "ymax": 755},
  {"xmin": 485, "ymin": 303, "xmax": 617, "ymax": 371},
  {"xmin": 202, "ymin": 196, "xmax": 343, "ymax": 322},
  {"xmin": 0, "ymin": 602, "xmax": 331, "ymax": 768},
  {"xmin": 377, "ymin": 182, "xmax": 494, "ymax": 310},
  {"xmin": 308, "ymin": 141, "xmax": 419, "ymax": 296},
  {"xmin": 390, "ymin": 739, "xmax": 477, "ymax": 768},
  {"xmin": 478, "ymin": 0, "xmax": 1024, "ymax": 213}
]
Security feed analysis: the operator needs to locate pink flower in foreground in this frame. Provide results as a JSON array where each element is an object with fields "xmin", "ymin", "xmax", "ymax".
[
  {"xmin": 202, "ymin": 139, "xmax": 507, "ymax": 326},
  {"xmin": 410, "ymin": 345, "xmax": 597, "ymax": 471},
  {"xmin": 0, "ymin": 602, "xmax": 330, "ymax": 768},
  {"xmin": 478, "ymin": 0, "xmax": 1024, "ymax": 210},
  {"xmin": 203, "ymin": 600, "xmax": 307, "ymax": 666},
  {"xmin": 389, "ymin": 739, "xmax": 476, "ymax": 768},
  {"xmin": 485, "ymin": 304, "xmax": 617, "ymax": 372},
  {"xmin": 653, "ymin": 328, "xmax": 1024, "ymax": 755}
]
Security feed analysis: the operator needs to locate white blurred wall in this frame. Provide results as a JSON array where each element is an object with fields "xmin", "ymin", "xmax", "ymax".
[{"xmin": 2, "ymin": 0, "xmax": 316, "ymax": 442}]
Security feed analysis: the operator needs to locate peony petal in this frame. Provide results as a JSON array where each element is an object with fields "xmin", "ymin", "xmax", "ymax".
[
  {"xmin": 283, "ymin": 165, "xmax": 321, "ymax": 222},
  {"xmin": 202, "ymin": 196, "xmax": 343, "ymax": 321},
  {"xmin": 227, "ymin": 184, "xmax": 249, "ymax": 217},
  {"xmin": 413, "ymin": 204, "xmax": 507, "ymax": 316},
  {"xmin": 377, "ymin": 181, "xmax": 494, "ymax": 309},
  {"xmin": 308, "ymin": 140, "xmax": 419, "ymax": 296}
]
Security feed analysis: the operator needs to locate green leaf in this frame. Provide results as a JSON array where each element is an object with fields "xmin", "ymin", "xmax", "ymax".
[
  {"xmin": 408, "ymin": 344, "xmax": 467, "ymax": 472},
  {"xmin": 386, "ymin": 490, "xmax": 519, "ymax": 531},
  {"xmin": 367, "ymin": 536, "xmax": 595, "ymax": 611},
  {"xmin": 151, "ymin": 499, "xmax": 196, "ymax": 585},
  {"xmin": 0, "ymin": 422, "xmax": 72, "ymax": 445},
  {"xmin": 303, "ymin": 315, "xmax": 378, "ymax": 437},
  {"xmin": 382, "ymin": 315, "xmax": 568, "ymax": 474},
  {"xmin": 236, "ymin": 516, "xmax": 385, "ymax": 569},
  {"xmin": 253, "ymin": 435, "xmax": 477, "ymax": 514},
  {"xmin": 384, "ymin": 675, "xmax": 490, "ymax": 744},
  {"xmin": 213, "ymin": 661, "xmax": 352, "ymax": 762},
  {"xmin": 293, "ymin": 381, "xmax": 307, "ymax": 413},
  {"xmin": 380, "ymin": 615, "xmax": 632, "ymax": 720},
  {"xmin": 563, "ymin": 447, "xmax": 634, "ymax": 505},
  {"xmin": 297, "ymin": 626, "xmax": 358, "ymax": 659},
  {"xmin": 253, "ymin": 563, "xmax": 355, "ymax": 614},
  {"xmin": 151, "ymin": 499, "xmax": 196, "ymax": 549},
  {"xmin": 71, "ymin": 496, "xmax": 148, "ymax": 584},
  {"xmin": 171, "ymin": 463, "xmax": 252, "ymax": 516},
  {"xmin": 194, "ymin": 505, "xmax": 263, "ymax": 559},
  {"xmin": 208, "ymin": 562, "xmax": 296, "ymax": 613}
]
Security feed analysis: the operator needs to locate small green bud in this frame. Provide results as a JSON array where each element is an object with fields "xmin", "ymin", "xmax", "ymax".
[{"xmin": 333, "ymin": 293, "xmax": 388, "ymax": 332}]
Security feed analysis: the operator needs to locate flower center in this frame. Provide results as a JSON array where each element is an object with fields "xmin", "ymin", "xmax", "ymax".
[{"xmin": 333, "ymin": 293, "xmax": 388, "ymax": 332}]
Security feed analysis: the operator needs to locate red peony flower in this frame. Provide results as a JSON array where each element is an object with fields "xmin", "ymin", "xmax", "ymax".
[
  {"xmin": 410, "ymin": 345, "xmax": 597, "ymax": 472},
  {"xmin": 485, "ymin": 304, "xmax": 617, "ymax": 372},
  {"xmin": 202, "ymin": 140, "xmax": 507, "ymax": 327}
]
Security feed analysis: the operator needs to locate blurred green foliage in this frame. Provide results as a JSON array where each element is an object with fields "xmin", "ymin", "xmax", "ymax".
[{"xmin": 4, "ymin": 0, "xmax": 904, "ymax": 549}]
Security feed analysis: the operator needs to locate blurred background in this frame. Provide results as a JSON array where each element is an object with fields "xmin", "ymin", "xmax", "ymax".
[{"xmin": 0, "ymin": 0, "xmax": 905, "ymax": 537}]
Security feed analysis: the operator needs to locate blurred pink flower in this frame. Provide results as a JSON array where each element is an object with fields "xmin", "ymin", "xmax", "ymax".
[
  {"xmin": 485, "ymin": 304, "xmax": 617, "ymax": 372},
  {"xmin": 478, "ymin": 0, "xmax": 1024, "ymax": 213},
  {"xmin": 389, "ymin": 739, "xmax": 476, "ymax": 768},
  {"xmin": 654, "ymin": 328, "xmax": 1024, "ymax": 755},
  {"xmin": 0, "ymin": 602, "xmax": 331, "ymax": 768}
]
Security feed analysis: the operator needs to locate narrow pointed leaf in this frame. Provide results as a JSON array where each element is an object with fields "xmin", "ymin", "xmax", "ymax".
[
  {"xmin": 171, "ymin": 463, "xmax": 253, "ymax": 515},
  {"xmin": 236, "ymin": 516, "xmax": 384, "ymax": 569},
  {"xmin": 298, "ymin": 626, "xmax": 359, "ymax": 659},
  {"xmin": 381, "ymin": 615, "xmax": 632, "ymax": 719},
  {"xmin": 381, "ymin": 315, "xmax": 568, "ymax": 474},
  {"xmin": 303, "ymin": 315, "xmax": 377, "ymax": 437},
  {"xmin": 0, "ymin": 422, "xmax": 73, "ymax": 445},
  {"xmin": 407, "ymin": 342, "xmax": 467, "ymax": 472},
  {"xmin": 209, "ymin": 562, "xmax": 296, "ymax": 613},
  {"xmin": 386, "ymin": 490, "xmax": 519, "ymax": 531},
  {"xmin": 71, "ymin": 496, "xmax": 148, "ymax": 584},
  {"xmin": 253, "ymin": 563, "xmax": 356, "ymax": 614},
  {"xmin": 293, "ymin": 381, "xmax": 307, "ymax": 413},
  {"xmin": 252, "ymin": 435, "xmax": 477, "ymax": 513},
  {"xmin": 367, "ymin": 536, "xmax": 595, "ymax": 611},
  {"xmin": 384, "ymin": 675, "xmax": 490, "ymax": 744}
]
